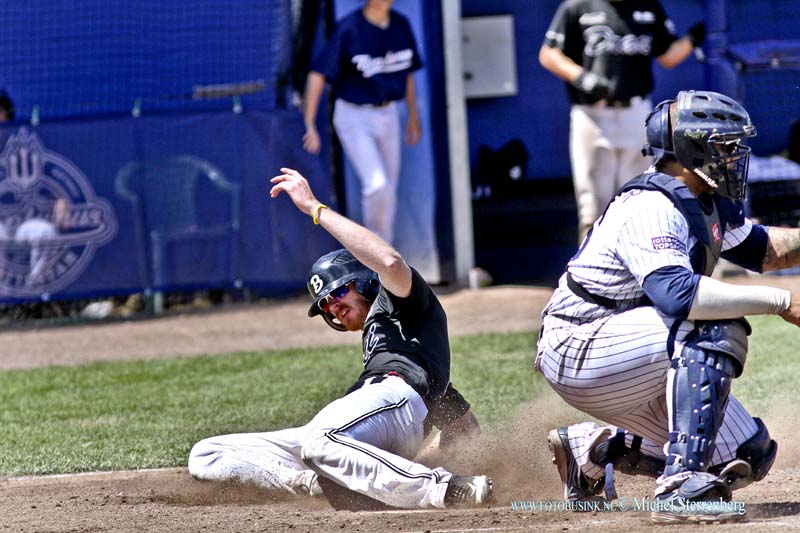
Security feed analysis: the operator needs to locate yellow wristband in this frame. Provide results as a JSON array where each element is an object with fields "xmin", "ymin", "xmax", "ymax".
[{"xmin": 312, "ymin": 203, "xmax": 328, "ymax": 225}]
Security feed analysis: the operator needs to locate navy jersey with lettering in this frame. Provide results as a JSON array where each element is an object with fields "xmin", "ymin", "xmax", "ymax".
[
  {"xmin": 348, "ymin": 267, "xmax": 449, "ymax": 403},
  {"xmin": 311, "ymin": 9, "xmax": 423, "ymax": 105},
  {"xmin": 543, "ymin": 0, "xmax": 677, "ymax": 104}
]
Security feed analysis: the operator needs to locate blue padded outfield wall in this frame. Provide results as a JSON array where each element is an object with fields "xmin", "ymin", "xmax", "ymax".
[
  {"xmin": 1, "ymin": 1, "xmax": 798, "ymax": 300},
  {"xmin": 0, "ymin": 112, "xmax": 338, "ymax": 302}
]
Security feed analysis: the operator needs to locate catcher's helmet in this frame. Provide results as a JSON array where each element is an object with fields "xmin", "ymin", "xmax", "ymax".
[
  {"xmin": 306, "ymin": 249, "xmax": 379, "ymax": 331},
  {"xmin": 642, "ymin": 90, "xmax": 757, "ymax": 200}
]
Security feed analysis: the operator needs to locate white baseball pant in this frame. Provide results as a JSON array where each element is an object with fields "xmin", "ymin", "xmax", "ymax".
[
  {"xmin": 536, "ymin": 306, "xmax": 759, "ymax": 483},
  {"xmin": 188, "ymin": 375, "xmax": 452, "ymax": 508},
  {"xmin": 569, "ymin": 97, "xmax": 653, "ymax": 238},
  {"xmin": 333, "ymin": 98, "xmax": 401, "ymax": 245}
]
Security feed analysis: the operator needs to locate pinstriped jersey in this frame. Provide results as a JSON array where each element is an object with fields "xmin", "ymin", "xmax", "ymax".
[{"xmin": 543, "ymin": 187, "xmax": 754, "ymax": 325}]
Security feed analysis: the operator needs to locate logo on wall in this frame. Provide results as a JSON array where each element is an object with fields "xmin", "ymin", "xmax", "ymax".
[{"xmin": 0, "ymin": 128, "xmax": 117, "ymax": 298}]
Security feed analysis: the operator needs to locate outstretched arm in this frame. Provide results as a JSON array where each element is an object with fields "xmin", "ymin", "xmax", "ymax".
[{"xmin": 269, "ymin": 167, "xmax": 412, "ymax": 297}]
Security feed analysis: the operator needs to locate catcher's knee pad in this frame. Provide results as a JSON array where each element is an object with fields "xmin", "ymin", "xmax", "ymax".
[
  {"xmin": 589, "ymin": 430, "xmax": 664, "ymax": 478},
  {"xmin": 664, "ymin": 320, "xmax": 748, "ymax": 478},
  {"xmin": 710, "ymin": 417, "xmax": 777, "ymax": 490}
]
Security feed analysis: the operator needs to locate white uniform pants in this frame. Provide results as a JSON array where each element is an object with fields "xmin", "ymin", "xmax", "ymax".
[
  {"xmin": 536, "ymin": 307, "xmax": 759, "ymax": 482},
  {"xmin": 569, "ymin": 97, "xmax": 653, "ymax": 237},
  {"xmin": 188, "ymin": 375, "xmax": 452, "ymax": 509},
  {"xmin": 333, "ymin": 98, "xmax": 401, "ymax": 245}
]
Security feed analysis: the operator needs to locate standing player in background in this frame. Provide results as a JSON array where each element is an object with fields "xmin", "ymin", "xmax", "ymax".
[
  {"xmin": 189, "ymin": 167, "xmax": 492, "ymax": 510},
  {"xmin": 302, "ymin": 0, "xmax": 422, "ymax": 246},
  {"xmin": 536, "ymin": 90, "xmax": 795, "ymax": 522},
  {"xmin": 539, "ymin": 0, "xmax": 705, "ymax": 241}
]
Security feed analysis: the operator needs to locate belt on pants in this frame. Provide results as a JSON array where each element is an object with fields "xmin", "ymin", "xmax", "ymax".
[{"xmin": 348, "ymin": 100, "xmax": 391, "ymax": 108}]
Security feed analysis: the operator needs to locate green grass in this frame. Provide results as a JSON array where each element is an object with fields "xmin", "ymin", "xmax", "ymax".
[
  {"xmin": 0, "ymin": 332, "xmax": 541, "ymax": 475},
  {"xmin": 1, "ymin": 321, "xmax": 797, "ymax": 476}
]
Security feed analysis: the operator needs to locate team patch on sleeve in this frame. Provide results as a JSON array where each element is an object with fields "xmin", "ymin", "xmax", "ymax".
[{"xmin": 651, "ymin": 235, "xmax": 686, "ymax": 252}]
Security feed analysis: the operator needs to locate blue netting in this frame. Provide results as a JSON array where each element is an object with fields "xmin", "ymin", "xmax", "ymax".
[{"xmin": 1, "ymin": 1, "xmax": 291, "ymax": 120}]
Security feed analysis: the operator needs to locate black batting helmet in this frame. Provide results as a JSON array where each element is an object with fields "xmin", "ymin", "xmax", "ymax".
[
  {"xmin": 642, "ymin": 90, "xmax": 756, "ymax": 200},
  {"xmin": 306, "ymin": 249, "xmax": 380, "ymax": 331}
]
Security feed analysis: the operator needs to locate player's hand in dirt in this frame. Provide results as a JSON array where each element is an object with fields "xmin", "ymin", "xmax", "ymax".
[
  {"xmin": 269, "ymin": 167, "xmax": 321, "ymax": 216},
  {"xmin": 439, "ymin": 410, "xmax": 481, "ymax": 450}
]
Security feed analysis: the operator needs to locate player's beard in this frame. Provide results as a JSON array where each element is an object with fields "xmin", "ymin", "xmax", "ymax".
[{"xmin": 333, "ymin": 301, "xmax": 368, "ymax": 331}]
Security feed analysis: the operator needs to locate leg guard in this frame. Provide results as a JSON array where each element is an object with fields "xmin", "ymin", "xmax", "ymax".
[
  {"xmin": 710, "ymin": 417, "xmax": 777, "ymax": 490},
  {"xmin": 664, "ymin": 320, "xmax": 748, "ymax": 478}
]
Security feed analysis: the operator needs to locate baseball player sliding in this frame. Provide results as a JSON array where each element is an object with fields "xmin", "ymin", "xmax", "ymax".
[
  {"xmin": 537, "ymin": 90, "xmax": 800, "ymax": 523},
  {"xmin": 188, "ymin": 167, "xmax": 492, "ymax": 510}
]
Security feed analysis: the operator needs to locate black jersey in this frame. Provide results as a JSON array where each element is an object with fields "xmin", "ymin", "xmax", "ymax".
[
  {"xmin": 348, "ymin": 267, "xmax": 450, "ymax": 403},
  {"xmin": 544, "ymin": 0, "xmax": 677, "ymax": 104}
]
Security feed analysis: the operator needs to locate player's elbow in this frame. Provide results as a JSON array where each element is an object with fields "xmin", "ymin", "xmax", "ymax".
[
  {"xmin": 378, "ymin": 250, "xmax": 405, "ymax": 275},
  {"xmin": 657, "ymin": 56, "xmax": 680, "ymax": 69},
  {"xmin": 539, "ymin": 46, "xmax": 557, "ymax": 70}
]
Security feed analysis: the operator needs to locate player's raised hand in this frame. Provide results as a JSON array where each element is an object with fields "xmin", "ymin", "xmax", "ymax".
[{"xmin": 269, "ymin": 167, "xmax": 320, "ymax": 215}]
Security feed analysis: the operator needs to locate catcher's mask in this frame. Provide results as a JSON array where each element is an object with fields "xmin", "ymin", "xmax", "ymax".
[
  {"xmin": 306, "ymin": 249, "xmax": 380, "ymax": 331},
  {"xmin": 642, "ymin": 90, "xmax": 757, "ymax": 200}
]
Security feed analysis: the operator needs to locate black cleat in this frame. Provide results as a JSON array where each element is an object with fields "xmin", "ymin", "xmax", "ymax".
[
  {"xmin": 651, "ymin": 466, "xmax": 749, "ymax": 524},
  {"xmin": 547, "ymin": 428, "xmax": 604, "ymax": 502}
]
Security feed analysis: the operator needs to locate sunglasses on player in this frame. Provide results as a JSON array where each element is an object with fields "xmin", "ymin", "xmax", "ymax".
[{"xmin": 318, "ymin": 283, "xmax": 352, "ymax": 314}]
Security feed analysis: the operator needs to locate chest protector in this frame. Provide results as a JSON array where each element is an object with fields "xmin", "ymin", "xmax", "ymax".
[{"xmin": 617, "ymin": 172, "xmax": 745, "ymax": 276}]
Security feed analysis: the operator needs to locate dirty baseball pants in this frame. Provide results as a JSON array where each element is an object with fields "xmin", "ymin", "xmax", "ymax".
[
  {"xmin": 188, "ymin": 375, "xmax": 452, "ymax": 508},
  {"xmin": 536, "ymin": 306, "xmax": 760, "ymax": 490},
  {"xmin": 333, "ymin": 98, "xmax": 401, "ymax": 245},
  {"xmin": 570, "ymin": 97, "xmax": 653, "ymax": 240}
]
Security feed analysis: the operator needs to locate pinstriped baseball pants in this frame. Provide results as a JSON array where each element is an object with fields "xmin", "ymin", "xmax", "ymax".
[{"xmin": 536, "ymin": 306, "xmax": 759, "ymax": 481}]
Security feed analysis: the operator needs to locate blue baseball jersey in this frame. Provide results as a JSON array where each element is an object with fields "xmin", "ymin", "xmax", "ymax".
[{"xmin": 311, "ymin": 9, "xmax": 423, "ymax": 105}]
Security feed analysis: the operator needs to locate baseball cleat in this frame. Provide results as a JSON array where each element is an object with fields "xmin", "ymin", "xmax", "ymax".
[
  {"xmin": 444, "ymin": 475, "xmax": 493, "ymax": 507},
  {"xmin": 651, "ymin": 467, "xmax": 748, "ymax": 524},
  {"xmin": 547, "ymin": 428, "xmax": 604, "ymax": 502}
]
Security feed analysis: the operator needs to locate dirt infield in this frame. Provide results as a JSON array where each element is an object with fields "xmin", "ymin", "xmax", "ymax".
[{"xmin": 1, "ymin": 279, "xmax": 799, "ymax": 531}]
